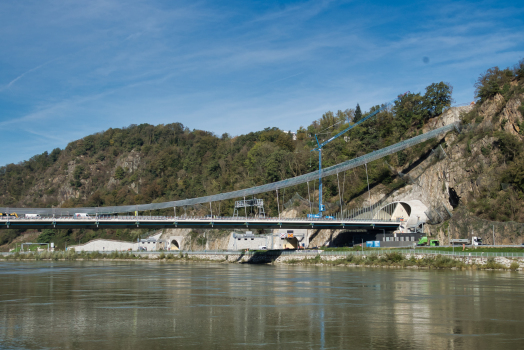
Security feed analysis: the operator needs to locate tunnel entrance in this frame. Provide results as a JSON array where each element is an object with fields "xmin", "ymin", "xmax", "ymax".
[
  {"xmin": 283, "ymin": 238, "xmax": 298, "ymax": 249},
  {"xmin": 170, "ymin": 239, "xmax": 180, "ymax": 250}
]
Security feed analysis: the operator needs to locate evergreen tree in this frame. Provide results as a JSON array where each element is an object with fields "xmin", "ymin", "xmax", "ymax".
[{"xmin": 354, "ymin": 104, "xmax": 362, "ymax": 122}]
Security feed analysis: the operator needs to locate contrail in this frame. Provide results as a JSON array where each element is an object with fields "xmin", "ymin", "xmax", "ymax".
[{"xmin": 3, "ymin": 59, "xmax": 57, "ymax": 90}]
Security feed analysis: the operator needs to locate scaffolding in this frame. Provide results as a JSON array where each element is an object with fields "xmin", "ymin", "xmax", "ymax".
[{"xmin": 233, "ymin": 198, "xmax": 265, "ymax": 218}]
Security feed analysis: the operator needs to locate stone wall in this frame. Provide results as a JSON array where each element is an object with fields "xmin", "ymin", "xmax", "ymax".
[{"xmin": 140, "ymin": 251, "xmax": 523, "ymax": 269}]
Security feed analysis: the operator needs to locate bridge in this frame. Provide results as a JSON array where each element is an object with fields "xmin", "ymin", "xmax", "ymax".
[
  {"xmin": 0, "ymin": 122, "xmax": 458, "ymax": 231},
  {"xmin": 0, "ymin": 216, "xmax": 402, "ymax": 231}
]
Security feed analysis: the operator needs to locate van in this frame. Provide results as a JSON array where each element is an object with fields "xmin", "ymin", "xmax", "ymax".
[
  {"xmin": 74, "ymin": 213, "xmax": 91, "ymax": 218},
  {"xmin": 25, "ymin": 214, "xmax": 41, "ymax": 219}
]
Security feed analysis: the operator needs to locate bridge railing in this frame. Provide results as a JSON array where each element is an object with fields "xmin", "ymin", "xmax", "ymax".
[{"xmin": 0, "ymin": 215, "xmax": 401, "ymax": 222}]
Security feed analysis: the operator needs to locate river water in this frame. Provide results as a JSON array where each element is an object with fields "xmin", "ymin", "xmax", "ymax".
[{"xmin": 1, "ymin": 261, "xmax": 523, "ymax": 350}]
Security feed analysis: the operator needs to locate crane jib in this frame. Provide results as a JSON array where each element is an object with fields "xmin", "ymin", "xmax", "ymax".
[{"xmin": 312, "ymin": 92, "xmax": 408, "ymax": 152}]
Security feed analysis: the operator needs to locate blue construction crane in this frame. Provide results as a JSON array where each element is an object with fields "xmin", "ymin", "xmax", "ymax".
[{"xmin": 308, "ymin": 92, "xmax": 408, "ymax": 219}]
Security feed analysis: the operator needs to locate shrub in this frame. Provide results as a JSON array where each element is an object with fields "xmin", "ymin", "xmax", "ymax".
[
  {"xmin": 509, "ymin": 262, "xmax": 520, "ymax": 271},
  {"xmin": 383, "ymin": 252, "xmax": 404, "ymax": 263},
  {"xmin": 484, "ymin": 257, "xmax": 505, "ymax": 269}
]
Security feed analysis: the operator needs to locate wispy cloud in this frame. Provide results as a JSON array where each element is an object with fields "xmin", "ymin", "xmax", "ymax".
[{"xmin": 0, "ymin": 0, "xmax": 523, "ymax": 166}]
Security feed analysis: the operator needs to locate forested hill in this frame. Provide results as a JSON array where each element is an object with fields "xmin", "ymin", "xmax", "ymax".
[
  {"xmin": 1, "ymin": 58, "xmax": 523, "ymax": 227},
  {"xmin": 1, "ymin": 83, "xmax": 453, "ymax": 213}
]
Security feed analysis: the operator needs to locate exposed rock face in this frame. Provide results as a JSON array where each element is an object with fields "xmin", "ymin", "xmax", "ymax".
[
  {"xmin": 20, "ymin": 150, "xmax": 144, "ymax": 207},
  {"xmin": 500, "ymin": 96, "xmax": 523, "ymax": 135},
  {"xmin": 116, "ymin": 150, "xmax": 141, "ymax": 173},
  {"xmin": 424, "ymin": 105, "xmax": 473, "ymax": 132},
  {"xmin": 317, "ymin": 96, "xmax": 524, "ymax": 246}
]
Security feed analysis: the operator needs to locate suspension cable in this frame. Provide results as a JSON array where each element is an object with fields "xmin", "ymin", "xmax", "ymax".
[
  {"xmin": 276, "ymin": 189, "xmax": 280, "ymax": 219},
  {"xmin": 365, "ymin": 163, "xmax": 371, "ymax": 204},
  {"xmin": 342, "ymin": 171, "xmax": 346, "ymax": 218},
  {"xmin": 307, "ymin": 181, "xmax": 312, "ymax": 215},
  {"xmin": 337, "ymin": 172, "xmax": 342, "ymax": 219}
]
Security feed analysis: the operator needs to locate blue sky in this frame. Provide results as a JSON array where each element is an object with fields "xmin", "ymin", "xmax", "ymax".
[{"xmin": 1, "ymin": 0, "xmax": 523, "ymax": 166}]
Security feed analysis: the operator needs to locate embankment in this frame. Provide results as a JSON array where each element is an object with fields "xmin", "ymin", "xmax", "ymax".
[{"xmin": 2, "ymin": 250, "xmax": 523, "ymax": 271}]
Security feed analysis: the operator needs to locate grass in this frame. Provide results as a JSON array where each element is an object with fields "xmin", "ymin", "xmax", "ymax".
[
  {"xmin": 322, "ymin": 246, "xmax": 524, "ymax": 253},
  {"xmin": 415, "ymin": 247, "xmax": 524, "ymax": 253},
  {"xmin": 282, "ymin": 252, "xmax": 523, "ymax": 270}
]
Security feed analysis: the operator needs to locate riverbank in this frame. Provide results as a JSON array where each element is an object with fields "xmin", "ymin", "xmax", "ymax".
[{"xmin": 2, "ymin": 250, "xmax": 522, "ymax": 271}]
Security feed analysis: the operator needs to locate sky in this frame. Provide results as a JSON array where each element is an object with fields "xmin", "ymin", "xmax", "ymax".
[{"xmin": 0, "ymin": 0, "xmax": 523, "ymax": 166}]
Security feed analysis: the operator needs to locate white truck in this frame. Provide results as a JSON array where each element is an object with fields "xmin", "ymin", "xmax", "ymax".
[
  {"xmin": 450, "ymin": 237, "xmax": 483, "ymax": 246},
  {"xmin": 74, "ymin": 213, "xmax": 91, "ymax": 218},
  {"xmin": 472, "ymin": 236, "xmax": 483, "ymax": 246},
  {"xmin": 25, "ymin": 214, "xmax": 41, "ymax": 219},
  {"xmin": 450, "ymin": 238, "xmax": 469, "ymax": 245}
]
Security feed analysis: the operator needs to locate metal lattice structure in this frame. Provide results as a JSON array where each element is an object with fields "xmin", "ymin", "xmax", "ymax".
[
  {"xmin": 233, "ymin": 198, "xmax": 265, "ymax": 218},
  {"xmin": 1, "ymin": 122, "xmax": 459, "ymax": 215}
]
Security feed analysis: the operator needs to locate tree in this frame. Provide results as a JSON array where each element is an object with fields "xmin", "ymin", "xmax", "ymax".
[
  {"xmin": 37, "ymin": 229, "xmax": 55, "ymax": 243},
  {"xmin": 115, "ymin": 166, "xmax": 126, "ymax": 180},
  {"xmin": 354, "ymin": 104, "xmax": 362, "ymax": 122},
  {"xmin": 474, "ymin": 67, "xmax": 513, "ymax": 102},
  {"xmin": 276, "ymin": 133, "xmax": 294, "ymax": 152},
  {"xmin": 49, "ymin": 148, "xmax": 61, "ymax": 162},
  {"xmin": 515, "ymin": 58, "xmax": 524, "ymax": 80},
  {"xmin": 422, "ymin": 82, "xmax": 453, "ymax": 119}
]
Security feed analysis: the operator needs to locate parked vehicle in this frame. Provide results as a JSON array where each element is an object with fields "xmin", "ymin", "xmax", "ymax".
[
  {"xmin": 450, "ymin": 238, "xmax": 470, "ymax": 245},
  {"xmin": 472, "ymin": 236, "xmax": 483, "ymax": 246},
  {"xmin": 417, "ymin": 236, "xmax": 440, "ymax": 246}
]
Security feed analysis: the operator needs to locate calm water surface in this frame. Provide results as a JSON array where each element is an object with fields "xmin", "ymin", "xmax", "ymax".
[{"xmin": 1, "ymin": 261, "xmax": 523, "ymax": 349}]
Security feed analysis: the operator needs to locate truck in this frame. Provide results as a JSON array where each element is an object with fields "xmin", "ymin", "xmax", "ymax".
[
  {"xmin": 0, "ymin": 212, "xmax": 18, "ymax": 218},
  {"xmin": 74, "ymin": 213, "xmax": 91, "ymax": 218},
  {"xmin": 417, "ymin": 236, "xmax": 440, "ymax": 246},
  {"xmin": 25, "ymin": 214, "xmax": 41, "ymax": 219},
  {"xmin": 450, "ymin": 238, "xmax": 470, "ymax": 245},
  {"xmin": 472, "ymin": 236, "xmax": 483, "ymax": 246}
]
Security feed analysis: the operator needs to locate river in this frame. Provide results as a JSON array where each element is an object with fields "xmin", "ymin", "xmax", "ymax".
[{"xmin": 0, "ymin": 261, "xmax": 523, "ymax": 349}]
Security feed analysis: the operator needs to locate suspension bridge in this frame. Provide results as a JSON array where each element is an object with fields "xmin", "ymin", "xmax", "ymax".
[{"xmin": 0, "ymin": 121, "xmax": 459, "ymax": 231}]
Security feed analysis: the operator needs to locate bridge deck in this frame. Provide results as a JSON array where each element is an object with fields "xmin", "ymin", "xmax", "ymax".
[{"xmin": 0, "ymin": 217, "xmax": 401, "ymax": 230}]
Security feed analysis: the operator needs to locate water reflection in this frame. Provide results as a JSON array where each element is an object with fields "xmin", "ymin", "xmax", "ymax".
[{"xmin": 1, "ymin": 262, "xmax": 523, "ymax": 349}]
